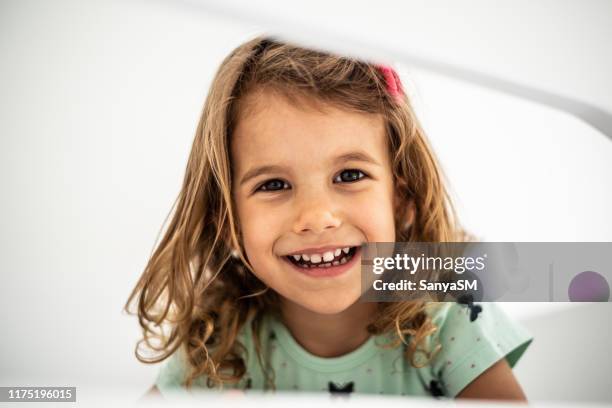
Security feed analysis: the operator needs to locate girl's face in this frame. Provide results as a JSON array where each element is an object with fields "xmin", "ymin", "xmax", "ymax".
[{"xmin": 231, "ymin": 90, "xmax": 397, "ymax": 315}]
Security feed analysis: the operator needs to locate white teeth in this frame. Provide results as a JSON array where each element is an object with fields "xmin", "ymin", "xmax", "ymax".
[
  {"xmin": 292, "ymin": 247, "xmax": 354, "ymax": 267},
  {"xmin": 320, "ymin": 263, "xmax": 331, "ymax": 268},
  {"xmin": 322, "ymin": 251, "xmax": 335, "ymax": 262}
]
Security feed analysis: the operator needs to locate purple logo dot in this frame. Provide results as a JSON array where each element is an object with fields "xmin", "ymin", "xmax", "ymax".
[{"xmin": 568, "ymin": 271, "xmax": 610, "ymax": 302}]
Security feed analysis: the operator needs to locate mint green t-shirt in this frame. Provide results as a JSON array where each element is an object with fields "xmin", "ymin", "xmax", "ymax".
[{"xmin": 155, "ymin": 302, "xmax": 532, "ymax": 399}]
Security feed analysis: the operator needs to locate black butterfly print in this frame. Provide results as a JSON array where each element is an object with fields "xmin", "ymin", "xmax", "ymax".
[
  {"xmin": 328, "ymin": 381, "xmax": 354, "ymax": 394},
  {"xmin": 456, "ymin": 293, "xmax": 483, "ymax": 322},
  {"xmin": 427, "ymin": 380, "xmax": 444, "ymax": 398}
]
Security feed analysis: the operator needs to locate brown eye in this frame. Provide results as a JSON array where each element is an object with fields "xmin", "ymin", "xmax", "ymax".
[
  {"xmin": 256, "ymin": 179, "xmax": 290, "ymax": 192},
  {"xmin": 334, "ymin": 169, "xmax": 366, "ymax": 183}
]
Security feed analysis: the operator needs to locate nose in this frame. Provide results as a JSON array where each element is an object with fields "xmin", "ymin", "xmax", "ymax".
[{"xmin": 292, "ymin": 188, "xmax": 342, "ymax": 235}]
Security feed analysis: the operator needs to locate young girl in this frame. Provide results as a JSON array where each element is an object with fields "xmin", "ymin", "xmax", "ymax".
[{"xmin": 125, "ymin": 36, "xmax": 533, "ymax": 401}]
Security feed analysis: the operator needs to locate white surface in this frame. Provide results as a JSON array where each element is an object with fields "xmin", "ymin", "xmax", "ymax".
[
  {"xmin": 1, "ymin": 0, "xmax": 610, "ymax": 404},
  {"xmin": 514, "ymin": 303, "xmax": 612, "ymax": 403}
]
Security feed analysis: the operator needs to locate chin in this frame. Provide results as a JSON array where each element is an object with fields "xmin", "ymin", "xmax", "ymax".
[{"xmin": 298, "ymin": 293, "xmax": 360, "ymax": 315}]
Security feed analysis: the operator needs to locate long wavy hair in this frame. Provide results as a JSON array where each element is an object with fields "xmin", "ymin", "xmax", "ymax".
[{"xmin": 124, "ymin": 35, "xmax": 465, "ymax": 391}]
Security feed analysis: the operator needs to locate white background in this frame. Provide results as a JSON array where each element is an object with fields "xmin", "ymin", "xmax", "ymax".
[{"xmin": 1, "ymin": 0, "xmax": 611, "ymax": 404}]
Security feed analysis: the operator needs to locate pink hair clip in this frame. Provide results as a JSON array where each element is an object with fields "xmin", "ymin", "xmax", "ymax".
[{"xmin": 377, "ymin": 64, "xmax": 404, "ymax": 103}]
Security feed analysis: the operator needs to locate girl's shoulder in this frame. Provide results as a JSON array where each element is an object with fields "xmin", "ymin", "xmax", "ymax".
[
  {"xmin": 154, "ymin": 314, "xmax": 264, "ymax": 397},
  {"xmin": 422, "ymin": 301, "xmax": 533, "ymax": 397},
  {"xmin": 154, "ymin": 343, "xmax": 192, "ymax": 398}
]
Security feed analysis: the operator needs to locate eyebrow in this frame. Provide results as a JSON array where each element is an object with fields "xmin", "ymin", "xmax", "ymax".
[
  {"xmin": 239, "ymin": 150, "xmax": 381, "ymax": 186},
  {"xmin": 335, "ymin": 151, "xmax": 381, "ymax": 166}
]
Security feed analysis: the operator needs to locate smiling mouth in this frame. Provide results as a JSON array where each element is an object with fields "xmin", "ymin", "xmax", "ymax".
[{"xmin": 284, "ymin": 246, "xmax": 359, "ymax": 268}]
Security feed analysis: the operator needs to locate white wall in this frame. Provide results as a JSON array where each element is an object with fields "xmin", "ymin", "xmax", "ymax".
[{"xmin": 1, "ymin": 0, "xmax": 610, "ymax": 404}]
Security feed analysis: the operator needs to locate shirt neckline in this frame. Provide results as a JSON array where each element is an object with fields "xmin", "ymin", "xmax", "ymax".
[{"xmin": 268, "ymin": 313, "xmax": 383, "ymax": 373}]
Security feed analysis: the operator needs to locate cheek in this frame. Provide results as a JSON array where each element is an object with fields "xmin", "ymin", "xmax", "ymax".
[
  {"xmin": 347, "ymin": 185, "xmax": 396, "ymax": 240},
  {"xmin": 237, "ymin": 199, "xmax": 283, "ymax": 255}
]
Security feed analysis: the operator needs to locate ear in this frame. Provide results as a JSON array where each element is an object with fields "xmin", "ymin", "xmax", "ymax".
[{"xmin": 394, "ymin": 193, "xmax": 416, "ymax": 232}]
